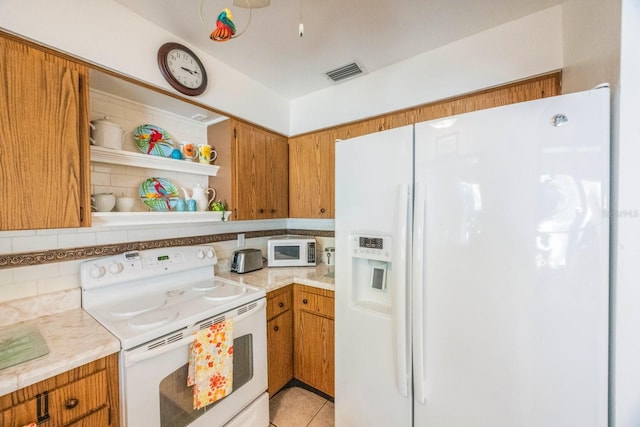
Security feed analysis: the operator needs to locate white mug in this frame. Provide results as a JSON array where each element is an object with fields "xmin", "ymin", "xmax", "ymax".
[
  {"xmin": 91, "ymin": 193, "xmax": 116, "ymax": 212},
  {"xmin": 116, "ymin": 196, "xmax": 136, "ymax": 212}
]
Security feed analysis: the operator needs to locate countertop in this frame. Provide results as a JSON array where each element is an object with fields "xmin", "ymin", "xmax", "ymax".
[
  {"xmin": 0, "ymin": 264, "xmax": 334, "ymax": 397},
  {"xmin": 0, "ymin": 308, "xmax": 120, "ymax": 396},
  {"xmin": 217, "ymin": 263, "xmax": 335, "ymax": 293}
]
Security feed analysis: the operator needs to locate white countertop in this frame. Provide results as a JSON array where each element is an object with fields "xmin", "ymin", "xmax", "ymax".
[
  {"xmin": 0, "ymin": 308, "xmax": 121, "ymax": 396},
  {"xmin": 216, "ymin": 264, "xmax": 335, "ymax": 293}
]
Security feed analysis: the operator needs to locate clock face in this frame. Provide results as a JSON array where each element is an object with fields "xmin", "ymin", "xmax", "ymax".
[
  {"xmin": 157, "ymin": 43, "xmax": 208, "ymax": 96},
  {"xmin": 166, "ymin": 48, "xmax": 204, "ymax": 89}
]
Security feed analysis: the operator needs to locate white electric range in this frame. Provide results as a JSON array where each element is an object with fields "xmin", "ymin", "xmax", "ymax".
[{"xmin": 80, "ymin": 244, "xmax": 268, "ymax": 427}]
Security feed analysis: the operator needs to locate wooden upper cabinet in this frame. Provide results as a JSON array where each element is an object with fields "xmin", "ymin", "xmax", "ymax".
[
  {"xmin": 288, "ymin": 131, "xmax": 335, "ymax": 218},
  {"xmin": 0, "ymin": 34, "xmax": 90, "ymax": 230},
  {"xmin": 287, "ymin": 72, "xmax": 561, "ymax": 220},
  {"xmin": 231, "ymin": 120, "xmax": 288, "ymax": 220}
]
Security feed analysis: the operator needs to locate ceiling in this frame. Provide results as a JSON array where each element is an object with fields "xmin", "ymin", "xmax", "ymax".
[{"xmin": 112, "ymin": 0, "xmax": 563, "ymax": 99}]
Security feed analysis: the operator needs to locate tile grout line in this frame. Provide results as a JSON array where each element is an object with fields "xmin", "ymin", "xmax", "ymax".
[{"xmin": 306, "ymin": 401, "xmax": 329, "ymax": 427}]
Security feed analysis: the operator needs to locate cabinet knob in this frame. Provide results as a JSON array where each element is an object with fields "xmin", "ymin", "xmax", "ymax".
[
  {"xmin": 271, "ymin": 208, "xmax": 276, "ymax": 213},
  {"xmin": 302, "ymin": 299, "xmax": 308, "ymax": 304},
  {"xmin": 278, "ymin": 302, "xmax": 284, "ymax": 308},
  {"xmin": 65, "ymin": 398, "xmax": 79, "ymax": 410},
  {"xmin": 273, "ymin": 325, "xmax": 279, "ymax": 332},
  {"xmin": 258, "ymin": 208, "xmax": 264, "ymax": 213},
  {"xmin": 320, "ymin": 208, "xmax": 326, "ymax": 214}
]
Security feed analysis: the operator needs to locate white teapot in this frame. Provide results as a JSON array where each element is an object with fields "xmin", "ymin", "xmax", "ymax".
[{"xmin": 182, "ymin": 184, "xmax": 216, "ymax": 211}]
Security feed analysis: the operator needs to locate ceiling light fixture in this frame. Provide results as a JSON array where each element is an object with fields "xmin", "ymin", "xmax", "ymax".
[
  {"xmin": 232, "ymin": 0, "xmax": 269, "ymax": 8},
  {"xmin": 298, "ymin": 0, "xmax": 304, "ymax": 37}
]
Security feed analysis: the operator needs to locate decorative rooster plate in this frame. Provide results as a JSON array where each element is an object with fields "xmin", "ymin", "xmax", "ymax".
[
  {"xmin": 133, "ymin": 124, "xmax": 174, "ymax": 157},
  {"xmin": 139, "ymin": 177, "xmax": 180, "ymax": 211}
]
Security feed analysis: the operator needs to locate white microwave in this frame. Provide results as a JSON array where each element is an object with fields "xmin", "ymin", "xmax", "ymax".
[{"xmin": 267, "ymin": 236, "xmax": 316, "ymax": 267}]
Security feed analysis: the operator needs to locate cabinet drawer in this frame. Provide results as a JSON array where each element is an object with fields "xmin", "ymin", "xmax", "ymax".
[
  {"xmin": 267, "ymin": 287, "xmax": 292, "ymax": 320},
  {"xmin": 50, "ymin": 370, "xmax": 108, "ymax": 425},
  {"xmin": 294, "ymin": 289, "xmax": 334, "ymax": 319}
]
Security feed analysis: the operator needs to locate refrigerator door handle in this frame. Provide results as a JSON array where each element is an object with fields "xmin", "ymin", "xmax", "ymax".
[
  {"xmin": 413, "ymin": 182, "xmax": 427, "ymax": 404},
  {"xmin": 395, "ymin": 183, "xmax": 410, "ymax": 397}
]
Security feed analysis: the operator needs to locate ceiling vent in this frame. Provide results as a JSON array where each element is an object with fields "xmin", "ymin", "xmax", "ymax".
[{"xmin": 324, "ymin": 61, "xmax": 367, "ymax": 84}]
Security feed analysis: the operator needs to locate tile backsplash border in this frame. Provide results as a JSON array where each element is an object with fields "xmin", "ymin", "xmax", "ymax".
[{"xmin": 0, "ymin": 228, "xmax": 334, "ymax": 269}]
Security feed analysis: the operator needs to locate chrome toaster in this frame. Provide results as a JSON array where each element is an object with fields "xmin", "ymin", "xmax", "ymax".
[{"xmin": 230, "ymin": 248, "xmax": 263, "ymax": 274}]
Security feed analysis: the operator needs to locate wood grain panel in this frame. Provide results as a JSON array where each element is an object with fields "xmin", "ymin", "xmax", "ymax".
[
  {"xmin": 267, "ymin": 286, "xmax": 292, "ymax": 320},
  {"xmin": 294, "ymin": 310, "xmax": 335, "ymax": 397},
  {"xmin": 267, "ymin": 310, "xmax": 294, "ymax": 395},
  {"xmin": 0, "ymin": 34, "xmax": 90, "ymax": 230},
  {"xmin": 265, "ymin": 132, "xmax": 289, "ymax": 218}
]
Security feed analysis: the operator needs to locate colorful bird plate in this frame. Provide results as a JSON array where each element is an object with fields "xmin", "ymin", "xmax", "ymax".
[
  {"xmin": 139, "ymin": 177, "xmax": 180, "ymax": 211},
  {"xmin": 133, "ymin": 124, "xmax": 174, "ymax": 157}
]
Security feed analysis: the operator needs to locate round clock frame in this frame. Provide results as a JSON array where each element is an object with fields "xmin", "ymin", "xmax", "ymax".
[{"xmin": 157, "ymin": 42, "xmax": 208, "ymax": 96}]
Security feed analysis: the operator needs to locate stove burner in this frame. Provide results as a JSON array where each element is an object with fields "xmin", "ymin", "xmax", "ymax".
[
  {"xmin": 129, "ymin": 309, "xmax": 179, "ymax": 330},
  {"xmin": 166, "ymin": 289, "xmax": 184, "ymax": 297},
  {"xmin": 110, "ymin": 295, "xmax": 167, "ymax": 317},
  {"xmin": 203, "ymin": 284, "xmax": 247, "ymax": 302},
  {"xmin": 192, "ymin": 281, "xmax": 221, "ymax": 292}
]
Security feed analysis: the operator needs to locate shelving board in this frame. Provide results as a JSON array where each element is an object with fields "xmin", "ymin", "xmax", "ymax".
[
  {"xmin": 91, "ymin": 211, "xmax": 231, "ymax": 226},
  {"xmin": 90, "ymin": 146, "xmax": 220, "ymax": 176}
]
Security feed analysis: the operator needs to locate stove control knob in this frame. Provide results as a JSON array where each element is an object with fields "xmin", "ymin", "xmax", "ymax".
[
  {"xmin": 108, "ymin": 263, "xmax": 124, "ymax": 274},
  {"xmin": 207, "ymin": 249, "xmax": 215, "ymax": 258},
  {"xmin": 89, "ymin": 265, "xmax": 106, "ymax": 279},
  {"xmin": 196, "ymin": 250, "xmax": 205, "ymax": 260}
]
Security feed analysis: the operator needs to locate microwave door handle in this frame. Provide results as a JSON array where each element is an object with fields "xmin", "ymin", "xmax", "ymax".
[{"xmin": 125, "ymin": 298, "xmax": 266, "ymax": 367}]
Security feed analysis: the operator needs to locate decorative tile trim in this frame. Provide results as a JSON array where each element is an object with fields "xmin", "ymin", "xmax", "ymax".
[{"xmin": 0, "ymin": 228, "xmax": 334, "ymax": 269}]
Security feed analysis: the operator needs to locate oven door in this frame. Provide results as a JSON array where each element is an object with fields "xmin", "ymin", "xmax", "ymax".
[{"xmin": 121, "ymin": 298, "xmax": 267, "ymax": 427}]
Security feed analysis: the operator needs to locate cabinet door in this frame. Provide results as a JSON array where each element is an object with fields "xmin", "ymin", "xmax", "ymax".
[
  {"xmin": 294, "ymin": 311, "xmax": 335, "ymax": 397},
  {"xmin": 232, "ymin": 120, "xmax": 288, "ymax": 220},
  {"xmin": 288, "ymin": 132, "xmax": 335, "ymax": 218},
  {"xmin": 0, "ymin": 397, "xmax": 38, "ymax": 427},
  {"xmin": 267, "ymin": 310, "xmax": 294, "ymax": 396},
  {"xmin": 265, "ymin": 132, "xmax": 289, "ymax": 219},
  {"xmin": 233, "ymin": 121, "xmax": 266, "ymax": 219},
  {"xmin": 0, "ymin": 36, "xmax": 90, "ymax": 230}
]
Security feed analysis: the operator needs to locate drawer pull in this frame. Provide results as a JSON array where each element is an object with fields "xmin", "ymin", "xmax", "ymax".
[
  {"xmin": 65, "ymin": 398, "xmax": 80, "ymax": 410},
  {"xmin": 302, "ymin": 299, "xmax": 308, "ymax": 304},
  {"xmin": 278, "ymin": 302, "xmax": 284, "ymax": 308},
  {"xmin": 320, "ymin": 208, "xmax": 326, "ymax": 214},
  {"xmin": 273, "ymin": 325, "xmax": 279, "ymax": 332}
]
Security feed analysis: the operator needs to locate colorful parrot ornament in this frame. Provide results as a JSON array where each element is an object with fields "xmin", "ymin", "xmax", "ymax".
[{"xmin": 210, "ymin": 8, "xmax": 236, "ymax": 42}]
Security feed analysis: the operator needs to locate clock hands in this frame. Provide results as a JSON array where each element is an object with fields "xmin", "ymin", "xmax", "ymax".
[{"xmin": 181, "ymin": 66, "xmax": 199, "ymax": 76}]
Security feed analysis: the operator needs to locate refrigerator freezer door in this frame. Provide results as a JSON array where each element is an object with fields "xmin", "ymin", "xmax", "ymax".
[
  {"xmin": 413, "ymin": 88, "xmax": 610, "ymax": 427},
  {"xmin": 335, "ymin": 125, "xmax": 413, "ymax": 427}
]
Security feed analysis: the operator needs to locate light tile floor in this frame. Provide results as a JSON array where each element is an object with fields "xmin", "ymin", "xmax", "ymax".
[{"xmin": 269, "ymin": 387, "xmax": 335, "ymax": 427}]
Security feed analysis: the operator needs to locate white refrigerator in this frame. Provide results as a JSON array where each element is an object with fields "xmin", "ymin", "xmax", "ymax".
[{"xmin": 335, "ymin": 87, "xmax": 610, "ymax": 427}]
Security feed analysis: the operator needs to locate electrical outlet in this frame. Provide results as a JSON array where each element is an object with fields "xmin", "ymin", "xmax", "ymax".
[{"xmin": 237, "ymin": 233, "xmax": 245, "ymax": 247}]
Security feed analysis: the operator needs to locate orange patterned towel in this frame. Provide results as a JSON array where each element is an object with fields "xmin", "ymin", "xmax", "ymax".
[{"xmin": 187, "ymin": 320, "xmax": 234, "ymax": 409}]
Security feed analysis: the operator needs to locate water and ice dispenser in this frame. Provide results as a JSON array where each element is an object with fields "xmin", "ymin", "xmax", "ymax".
[{"xmin": 349, "ymin": 234, "xmax": 393, "ymax": 314}]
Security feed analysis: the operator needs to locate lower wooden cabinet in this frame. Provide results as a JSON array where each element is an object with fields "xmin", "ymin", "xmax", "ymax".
[
  {"xmin": 0, "ymin": 353, "xmax": 119, "ymax": 427},
  {"xmin": 293, "ymin": 285, "xmax": 335, "ymax": 397},
  {"xmin": 266, "ymin": 287, "xmax": 294, "ymax": 396},
  {"xmin": 266, "ymin": 284, "xmax": 335, "ymax": 398}
]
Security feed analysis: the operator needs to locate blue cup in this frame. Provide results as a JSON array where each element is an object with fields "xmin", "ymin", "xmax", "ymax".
[
  {"xmin": 186, "ymin": 199, "xmax": 197, "ymax": 212},
  {"xmin": 175, "ymin": 199, "xmax": 186, "ymax": 211}
]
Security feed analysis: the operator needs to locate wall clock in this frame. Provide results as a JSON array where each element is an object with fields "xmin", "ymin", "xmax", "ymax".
[{"xmin": 157, "ymin": 42, "xmax": 208, "ymax": 96}]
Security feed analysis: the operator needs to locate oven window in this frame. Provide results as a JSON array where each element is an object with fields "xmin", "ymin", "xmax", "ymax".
[
  {"xmin": 159, "ymin": 334, "xmax": 254, "ymax": 427},
  {"xmin": 274, "ymin": 246, "xmax": 300, "ymax": 260}
]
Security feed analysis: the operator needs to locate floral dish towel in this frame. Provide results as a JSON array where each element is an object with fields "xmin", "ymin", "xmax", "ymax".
[{"xmin": 187, "ymin": 320, "xmax": 234, "ymax": 409}]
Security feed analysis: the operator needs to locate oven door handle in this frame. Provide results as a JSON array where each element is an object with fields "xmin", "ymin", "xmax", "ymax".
[{"xmin": 124, "ymin": 298, "xmax": 266, "ymax": 367}]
